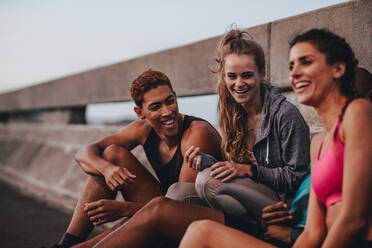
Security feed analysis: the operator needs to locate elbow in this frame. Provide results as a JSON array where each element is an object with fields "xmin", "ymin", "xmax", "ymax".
[
  {"xmin": 75, "ymin": 145, "xmax": 92, "ymax": 173},
  {"xmin": 75, "ymin": 147, "xmax": 85, "ymax": 166}
]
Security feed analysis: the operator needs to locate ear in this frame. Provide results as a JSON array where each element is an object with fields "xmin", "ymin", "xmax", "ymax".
[
  {"xmin": 333, "ymin": 62, "xmax": 346, "ymax": 80},
  {"xmin": 134, "ymin": 106, "xmax": 145, "ymax": 120}
]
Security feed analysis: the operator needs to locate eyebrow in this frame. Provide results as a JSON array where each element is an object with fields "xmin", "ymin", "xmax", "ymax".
[
  {"xmin": 147, "ymin": 94, "xmax": 174, "ymax": 107},
  {"xmin": 289, "ymin": 54, "xmax": 315, "ymax": 64}
]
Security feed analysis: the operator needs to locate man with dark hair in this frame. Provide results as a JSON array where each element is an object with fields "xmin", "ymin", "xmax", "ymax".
[{"xmin": 55, "ymin": 69, "xmax": 222, "ymax": 248}]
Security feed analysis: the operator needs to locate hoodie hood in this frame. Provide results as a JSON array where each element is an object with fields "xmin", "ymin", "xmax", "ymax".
[{"xmin": 255, "ymin": 82, "xmax": 286, "ymax": 145}]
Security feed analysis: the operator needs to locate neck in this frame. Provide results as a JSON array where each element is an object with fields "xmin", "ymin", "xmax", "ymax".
[
  {"xmin": 315, "ymin": 91, "xmax": 347, "ymax": 133},
  {"xmin": 242, "ymin": 88, "xmax": 262, "ymax": 116}
]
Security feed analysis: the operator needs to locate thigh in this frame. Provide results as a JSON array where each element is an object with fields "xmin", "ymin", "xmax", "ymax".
[
  {"xmin": 103, "ymin": 145, "xmax": 163, "ymax": 203},
  {"xmin": 227, "ymin": 177, "xmax": 279, "ymax": 201}
]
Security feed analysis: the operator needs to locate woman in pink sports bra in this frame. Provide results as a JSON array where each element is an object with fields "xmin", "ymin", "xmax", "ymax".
[{"xmin": 289, "ymin": 29, "xmax": 372, "ymax": 248}]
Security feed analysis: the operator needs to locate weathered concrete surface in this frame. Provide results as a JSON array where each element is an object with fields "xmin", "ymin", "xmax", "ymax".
[
  {"xmin": 270, "ymin": 0, "xmax": 372, "ymax": 87},
  {"xmin": 1, "ymin": 0, "xmax": 370, "ymax": 112},
  {"xmin": 0, "ymin": 180, "xmax": 102, "ymax": 248},
  {"xmin": 0, "ymin": 123, "xmax": 154, "ymax": 213}
]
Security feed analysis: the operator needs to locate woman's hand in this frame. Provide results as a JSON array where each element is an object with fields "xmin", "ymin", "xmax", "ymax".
[
  {"xmin": 210, "ymin": 161, "xmax": 252, "ymax": 182},
  {"xmin": 184, "ymin": 146, "xmax": 202, "ymax": 170},
  {"xmin": 101, "ymin": 164, "xmax": 136, "ymax": 191},
  {"xmin": 84, "ymin": 199, "xmax": 136, "ymax": 226}
]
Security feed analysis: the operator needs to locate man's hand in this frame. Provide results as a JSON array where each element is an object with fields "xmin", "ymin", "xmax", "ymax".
[
  {"xmin": 262, "ymin": 201, "xmax": 293, "ymax": 227},
  {"xmin": 184, "ymin": 146, "xmax": 202, "ymax": 170},
  {"xmin": 101, "ymin": 165, "xmax": 136, "ymax": 191},
  {"xmin": 210, "ymin": 161, "xmax": 252, "ymax": 182},
  {"xmin": 84, "ymin": 199, "xmax": 134, "ymax": 226}
]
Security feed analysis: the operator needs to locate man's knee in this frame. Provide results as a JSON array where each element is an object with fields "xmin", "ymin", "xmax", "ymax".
[
  {"xmin": 140, "ymin": 196, "xmax": 173, "ymax": 222},
  {"xmin": 184, "ymin": 220, "xmax": 214, "ymax": 242},
  {"xmin": 102, "ymin": 144, "xmax": 128, "ymax": 163}
]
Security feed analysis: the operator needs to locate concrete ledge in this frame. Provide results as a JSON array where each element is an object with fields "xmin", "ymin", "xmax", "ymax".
[
  {"xmin": 1, "ymin": 0, "xmax": 369, "ymax": 111},
  {"xmin": 0, "ymin": 123, "xmax": 154, "ymax": 213}
]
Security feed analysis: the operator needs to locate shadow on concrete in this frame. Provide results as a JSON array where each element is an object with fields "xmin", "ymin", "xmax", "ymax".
[{"xmin": 0, "ymin": 180, "xmax": 100, "ymax": 248}]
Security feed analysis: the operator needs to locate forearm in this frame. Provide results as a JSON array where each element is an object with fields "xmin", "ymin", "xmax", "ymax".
[{"xmin": 75, "ymin": 145, "xmax": 112, "ymax": 175}]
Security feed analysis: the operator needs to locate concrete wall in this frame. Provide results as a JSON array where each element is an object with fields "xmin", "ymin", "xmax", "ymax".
[
  {"xmin": 0, "ymin": 0, "xmax": 370, "ymax": 213},
  {"xmin": 0, "ymin": 0, "xmax": 370, "ymax": 112}
]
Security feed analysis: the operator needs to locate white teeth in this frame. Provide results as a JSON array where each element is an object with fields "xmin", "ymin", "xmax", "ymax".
[
  {"xmin": 295, "ymin": 82, "xmax": 311, "ymax": 89},
  {"xmin": 162, "ymin": 119, "xmax": 175, "ymax": 125},
  {"xmin": 235, "ymin": 89, "xmax": 249, "ymax": 93}
]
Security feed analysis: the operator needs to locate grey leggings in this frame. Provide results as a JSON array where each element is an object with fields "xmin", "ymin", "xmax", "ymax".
[{"xmin": 195, "ymin": 167, "xmax": 279, "ymax": 224}]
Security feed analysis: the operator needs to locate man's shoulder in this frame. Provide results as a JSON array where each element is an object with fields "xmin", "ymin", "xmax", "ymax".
[{"xmin": 117, "ymin": 119, "xmax": 152, "ymax": 143}]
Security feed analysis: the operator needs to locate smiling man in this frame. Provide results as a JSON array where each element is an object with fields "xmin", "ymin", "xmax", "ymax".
[{"xmin": 54, "ymin": 69, "xmax": 222, "ymax": 248}]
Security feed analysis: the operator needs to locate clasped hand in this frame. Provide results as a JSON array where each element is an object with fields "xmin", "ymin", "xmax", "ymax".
[
  {"xmin": 185, "ymin": 146, "xmax": 253, "ymax": 182},
  {"xmin": 84, "ymin": 199, "xmax": 130, "ymax": 226},
  {"xmin": 102, "ymin": 164, "xmax": 136, "ymax": 191}
]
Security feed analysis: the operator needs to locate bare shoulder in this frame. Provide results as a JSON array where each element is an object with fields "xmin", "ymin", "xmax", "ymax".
[
  {"xmin": 183, "ymin": 119, "xmax": 220, "ymax": 141},
  {"xmin": 181, "ymin": 119, "xmax": 222, "ymax": 157},
  {"xmin": 341, "ymin": 99, "xmax": 372, "ymax": 140},
  {"xmin": 345, "ymin": 99, "xmax": 372, "ymax": 117},
  {"xmin": 342, "ymin": 99, "xmax": 372, "ymax": 131},
  {"xmin": 113, "ymin": 119, "xmax": 152, "ymax": 146}
]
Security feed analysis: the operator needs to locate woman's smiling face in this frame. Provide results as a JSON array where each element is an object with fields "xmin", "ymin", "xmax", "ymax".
[
  {"xmin": 289, "ymin": 41, "xmax": 340, "ymax": 107},
  {"xmin": 223, "ymin": 53, "xmax": 263, "ymax": 106}
]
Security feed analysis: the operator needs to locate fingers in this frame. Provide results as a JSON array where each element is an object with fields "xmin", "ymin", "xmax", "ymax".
[
  {"xmin": 210, "ymin": 162, "xmax": 236, "ymax": 182},
  {"xmin": 262, "ymin": 201, "xmax": 288, "ymax": 213},
  {"xmin": 185, "ymin": 146, "xmax": 201, "ymax": 170},
  {"xmin": 263, "ymin": 215, "xmax": 293, "ymax": 226},
  {"xmin": 262, "ymin": 209, "xmax": 292, "ymax": 226},
  {"xmin": 106, "ymin": 167, "xmax": 136, "ymax": 191}
]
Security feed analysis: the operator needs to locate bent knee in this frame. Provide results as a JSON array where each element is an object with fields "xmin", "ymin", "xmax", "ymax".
[
  {"xmin": 185, "ymin": 220, "xmax": 214, "ymax": 240},
  {"xmin": 143, "ymin": 196, "xmax": 173, "ymax": 219},
  {"xmin": 165, "ymin": 182, "xmax": 198, "ymax": 202},
  {"xmin": 195, "ymin": 168, "xmax": 211, "ymax": 196},
  {"xmin": 102, "ymin": 144, "xmax": 129, "ymax": 163},
  {"xmin": 195, "ymin": 168, "xmax": 221, "ymax": 201}
]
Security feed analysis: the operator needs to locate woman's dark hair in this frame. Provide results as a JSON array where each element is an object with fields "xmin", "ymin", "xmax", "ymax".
[{"xmin": 289, "ymin": 28, "xmax": 358, "ymax": 98}]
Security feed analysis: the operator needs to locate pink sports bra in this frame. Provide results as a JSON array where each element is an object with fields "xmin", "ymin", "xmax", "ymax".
[{"xmin": 312, "ymin": 117, "xmax": 344, "ymax": 208}]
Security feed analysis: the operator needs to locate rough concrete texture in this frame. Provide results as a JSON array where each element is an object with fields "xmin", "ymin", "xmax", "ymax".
[
  {"xmin": 270, "ymin": 0, "xmax": 372, "ymax": 87},
  {"xmin": 1, "ymin": 1, "xmax": 370, "ymax": 111},
  {"xmin": 0, "ymin": 123, "xmax": 155, "ymax": 213}
]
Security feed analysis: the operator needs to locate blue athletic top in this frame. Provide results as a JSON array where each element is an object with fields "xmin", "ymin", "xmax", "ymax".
[{"xmin": 290, "ymin": 172, "xmax": 310, "ymax": 228}]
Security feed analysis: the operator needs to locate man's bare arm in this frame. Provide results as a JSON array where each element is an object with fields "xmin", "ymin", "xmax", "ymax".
[
  {"xmin": 179, "ymin": 121, "xmax": 222, "ymax": 183},
  {"xmin": 75, "ymin": 120, "xmax": 150, "ymax": 176}
]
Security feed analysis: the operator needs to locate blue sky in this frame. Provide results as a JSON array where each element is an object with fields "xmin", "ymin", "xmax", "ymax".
[{"xmin": 0, "ymin": 0, "xmax": 348, "ymax": 124}]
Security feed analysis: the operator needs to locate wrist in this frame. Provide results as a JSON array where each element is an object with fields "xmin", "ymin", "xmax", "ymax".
[
  {"xmin": 250, "ymin": 164, "xmax": 257, "ymax": 179},
  {"xmin": 99, "ymin": 161, "xmax": 113, "ymax": 175}
]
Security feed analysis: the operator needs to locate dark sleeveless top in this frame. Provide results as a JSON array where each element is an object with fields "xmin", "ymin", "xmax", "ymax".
[{"xmin": 143, "ymin": 115, "xmax": 206, "ymax": 193}]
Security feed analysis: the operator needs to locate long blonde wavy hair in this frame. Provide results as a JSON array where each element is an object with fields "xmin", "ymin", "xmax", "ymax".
[{"xmin": 216, "ymin": 29, "xmax": 266, "ymax": 163}]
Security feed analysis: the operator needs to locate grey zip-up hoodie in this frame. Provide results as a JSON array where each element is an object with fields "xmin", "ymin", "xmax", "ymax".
[{"xmin": 253, "ymin": 83, "xmax": 310, "ymax": 201}]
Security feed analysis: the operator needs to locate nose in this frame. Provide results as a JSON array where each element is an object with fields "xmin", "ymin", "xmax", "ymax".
[
  {"xmin": 236, "ymin": 76, "xmax": 245, "ymax": 87},
  {"xmin": 290, "ymin": 64, "xmax": 302, "ymax": 80},
  {"xmin": 160, "ymin": 104, "xmax": 172, "ymax": 116}
]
